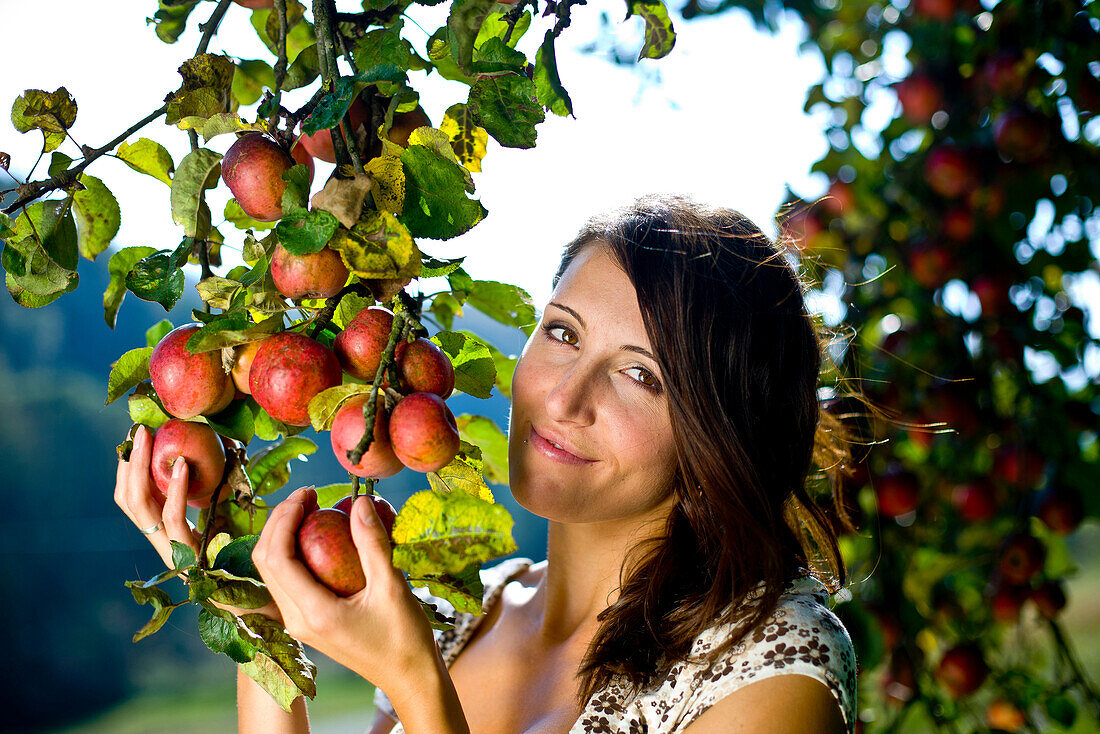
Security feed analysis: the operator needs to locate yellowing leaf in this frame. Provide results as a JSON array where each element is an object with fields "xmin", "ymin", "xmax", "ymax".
[
  {"xmin": 441, "ymin": 103, "xmax": 488, "ymax": 173},
  {"xmin": 365, "ymin": 154, "xmax": 405, "ymax": 214},
  {"xmin": 391, "ymin": 489, "xmax": 516, "ymax": 577},
  {"xmin": 428, "ymin": 453, "xmax": 495, "ymax": 503},
  {"xmin": 328, "ymin": 211, "xmax": 420, "ymax": 279},
  {"xmin": 117, "ymin": 138, "xmax": 175, "ymax": 186}
]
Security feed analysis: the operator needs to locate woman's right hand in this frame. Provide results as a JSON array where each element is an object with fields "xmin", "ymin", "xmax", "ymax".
[
  {"xmin": 114, "ymin": 424, "xmax": 201, "ymax": 570},
  {"xmin": 113, "ymin": 424, "xmax": 282, "ymax": 623}
]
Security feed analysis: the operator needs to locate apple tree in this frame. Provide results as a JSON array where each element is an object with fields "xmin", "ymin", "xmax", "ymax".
[{"xmin": 0, "ymin": 0, "xmax": 677, "ymax": 708}]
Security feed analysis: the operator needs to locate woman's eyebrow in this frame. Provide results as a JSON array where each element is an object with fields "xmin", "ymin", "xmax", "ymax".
[{"xmin": 548, "ymin": 302, "xmax": 657, "ymax": 363}]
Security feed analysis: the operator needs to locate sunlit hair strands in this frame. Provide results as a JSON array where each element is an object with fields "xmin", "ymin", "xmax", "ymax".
[{"xmin": 553, "ymin": 194, "xmax": 860, "ymax": 703}]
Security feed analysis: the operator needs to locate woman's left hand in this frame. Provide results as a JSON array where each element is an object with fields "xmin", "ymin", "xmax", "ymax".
[{"xmin": 251, "ymin": 487, "xmax": 442, "ymax": 695}]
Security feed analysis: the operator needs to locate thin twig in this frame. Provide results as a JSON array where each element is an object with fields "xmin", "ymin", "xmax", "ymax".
[
  {"xmin": 348, "ymin": 312, "xmax": 406, "ymax": 466},
  {"xmin": 308, "ymin": 281, "xmax": 372, "ymax": 338},
  {"xmin": 196, "ymin": 0, "xmax": 234, "ymax": 56},
  {"xmin": 312, "ymin": 0, "xmax": 355, "ymax": 173},
  {"xmin": 3, "ymin": 104, "xmax": 168, "ymax": 215}
]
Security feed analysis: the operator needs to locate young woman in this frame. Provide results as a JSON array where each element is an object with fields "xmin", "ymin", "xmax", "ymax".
[{"xmin": 116, "ymin": 194, "xmax": 858, "ymax": 733}]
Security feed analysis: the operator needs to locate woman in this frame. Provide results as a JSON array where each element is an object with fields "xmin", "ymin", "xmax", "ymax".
[{"xmin": 116, "ymin": 194, "xmax": 858, "ymax": 733}]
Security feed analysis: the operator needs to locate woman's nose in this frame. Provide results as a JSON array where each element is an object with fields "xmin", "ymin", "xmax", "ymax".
[{"xmin": 544, "ymin": 362, "xmax": 597, "ymax": 426}]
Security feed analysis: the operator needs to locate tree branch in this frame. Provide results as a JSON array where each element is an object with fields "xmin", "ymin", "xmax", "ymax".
[
  {"xmin": 348, "ymin": 312, "xmax": 406, "ymax": 466},
  {"xmin": 312, "ymin": 0, "xmax": 356, "ymax": 174},
  {"xmin": 308, "ymin": 281, "xmax": 372, "ymax": 339},
  {"xmin": 2, "ymin": 103, "xmax": 168, "ymax": 215},
  {"xmin": 196, "ymin": 0, "xmax": 234, "ymax": 56},
  {"xmin": 269, "ymin": 0, "xmax": 290, "ymax": 133}
]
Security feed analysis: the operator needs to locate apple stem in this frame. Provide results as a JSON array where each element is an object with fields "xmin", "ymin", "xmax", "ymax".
[
  {"xmin": 308, "ymin": 281, "xmax": 372, "ymax": 339},
  {"xmin": 348, "ymin": 311, "xmax": 406, "ymax": 466}
]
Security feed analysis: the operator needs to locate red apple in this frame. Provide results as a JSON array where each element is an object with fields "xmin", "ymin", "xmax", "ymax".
[
  {"xmin": 150, "ymin": 419, "xmax": 227, "ymax": 508},
  {"xmin": 1036, "ymin": 487, "xmax": 1085, "ymax": 535},
  {"xmin": 942, "ymin": 206, "xmax": 975, "ymax": 240},
  {"xmin": 222, "ymin": 133, "xmax": 295, "ymax": 222},
  {"xmin": 895, "ymin": 73, "xmax": 942, "ymax": 124},
  {"xmin": 230, "ymin": 339, "xmax": 267, "ymax": 395},
  {"xmin": 993, "ymin": 108, "xmax": 1051, "ymax": 163},
  {"xmin": 333, "ymin": 493, "xmax": 397, "ymax": 539},
  {"xmin": 333, "ymin": 306, "xmax": 396, "ymax": 381},
  {"xmin": 951, "ymin": 479, "xmax": 997, "ymax": 522},
  {"xmin": 993, "ymin": 446, "xmax": 1044, "ymax": 489},
  {"xmin": 874, "ymin": 468, "xmax": 920, "ymax": 518},
  {"xmin": 983, "ymin": 51, "xmax": 1029, "ymax": 99},
  {"xmin": 150, "ymin": 324, "xmax": 233, "ymax": 419},
  {"xmin": 388, "ymin": 392, "xmax": 460, "ymax": 472},
  {"xmin": 935, "ymin": 644, "xmax": 988, "ymax": 698},
  {"xmin": 290, "ymin": 139, "xmax": 315, "ymax": 185},
  {"xmin": 393, "ymin": 338, "xmax": 455, "ymax": 398},
  {"xmin": 298, "ymin": 98, "xmax": 369, "ymax": 164},
  {"xmin": 925, "ymin": 146, "xmax": 979, "ymax": 199},
  {"xmin": 233, "ymin": 0, "xmax": 274, "ymax": 8},
  {"xmin": 907, "ymin": 241, "xmax": 957, "ymax": 289},
  {"xmin": 1030, "ymin": 580, "xmax": 1067, "ymax": 619},
  {"xmin": 989, "ymin": 583, "xmax": 1028, "ymax": 624},
  {"xmin": 296, "ymin": 508, "xmax": 365, "ymax": 596},
  {"xmin": 986, "ymin": 699, "xmax": 1026, "ymax": 732},
  {"xmin": 330, "ymin": 395, "xmax": 404, "ymax": 478},
  {"xmin": 249, "ymin": 331, "xmax": 343, "ymax": 426},
  {"xmin": 270, "ymin": 243, "xmax": 349, "ymax": 300},
  {"xmin": 999, "ymin": 532, "xmax": 1046, "ymax": 585},
  {"xmin": 972, "ymin": 274, "xmax": 1013, "ymax": 318}
]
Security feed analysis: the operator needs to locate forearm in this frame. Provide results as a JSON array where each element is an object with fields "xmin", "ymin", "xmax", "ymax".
[
  {"xmin": 237, "ymin": 665, "xmax": 310, "ymax": 734},
  {"xmin": 386, "ymin": 652, "xmax": 470, "ymax": 734}
]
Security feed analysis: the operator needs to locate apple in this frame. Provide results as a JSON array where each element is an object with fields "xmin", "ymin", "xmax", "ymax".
[
  {"xmin": 330, "ymin": 395, "xmax": 404, "ymax": 478},
  {"xmin": 874, "ymin": 468, "xmax": 920, "ymax": 518},
  {"xmin": 233, "ymin": 0, "xmax": 274, "ymax": 8},
  {"xmin": 333, "ymin": 306, "xmax": 396, "ymax": 381},
  {"xmin": 993, "ymin": 446, "xmax": 1044, "ymax": 489},
  {"xmin": 296, "ymin": 508, "xmax": 365, "ymax": 596},
  {"xmin": 1031, "ymin": 580, "xmax": 1067, "ymax": 619},
  {"xmin": 150, "ymin": 324, "xmax": 234, "ymax": 419},
  {"xmin": 298, "ymin": 98, "xmax": 369, "ymax": 164},
  {"xmin": 1036, "ymin": 487, "xmax": 1085, "ymax": 535},
  {"xmin": 249, "ymin": 331, "xmax": 343, "ymax": 426},
  {"xmin": 998, "ymin": 532, "xmax": 1046, "ymax": 585},
  {"xmin": 895, "ymin": 73, "xmax": 942, "ymax": 124},
  {"xmin": 925, "ymin": 146, "xmax": 978, "ymax": 199},
  {"xmin": 393, "ymin": 338, "xmax": 455, "ymax": 398},
  {"xmin": 911, "ymin": 0, "xmax": 957, "ymax": 21},
  {"xmin": 983, "ymin": 51, "xmax": 1029, "ymax": 99},
  {"xmin": 270, "ymin": 243, "xmax": 349, "ymax": 300},
  {"xmin": 972, "ymin": 274, "xmax": 1013, "ymax": 318},
  {"xmin": 907, "ymin": 240, "xmax": 956, "ymax": 289},
  {"xmin": 388, "ymin": 392, "xmax": 460, "ymax": 472},
  {"xmin": 950, "ymin": 479, "xmax": 997, "ymax": 522},
  {"xmin": 150, "ymin": 419, "xmax": 227, "ymax": 507},
  {"xmin": 333, "ymin": 493, "xmax": 397, "ymax": 539},
  {"xmin": 230, "ymin": 339, "xmax": 267, "ymax": 395},
  {"xmin": 993, "ymin": 108, "xmax": 1050, "ymax": 163},
  {"xmin": 986, "ymin": 699, "xmax": 1026, "ymax": 732},
  {"xmin": 222, "ymin": 133, "xmax": 295, "ymax": 222},
  {"xmin": 362, "ymin": 106, "xmax": 434, "ymax": 160},
  {"xmin": 935, "ymin": 644, "xmax": 988, "ymax": 698},
  {"xmin": 290, "ymin": 139, "xmax": 315, "ymax": 185},
  {"xmin": 941, "ymin": 206, "xmax": 974, "ymax": 241},
  {"xmin": 365, "ymin": 276, "xmax": 413, "ymax": 302},
  {"xmin": 989, "ymin": 582, "xmax": 1028, "ymax": 624}
]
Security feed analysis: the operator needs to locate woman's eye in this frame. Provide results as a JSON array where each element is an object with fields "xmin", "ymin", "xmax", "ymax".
[
  {"xmin": 545, "ymin": 325, "xmax": 579, "ymax": 346},
  {"xmin": 624, "ymin": 367, "xmax": 660, "ymax": 391}
]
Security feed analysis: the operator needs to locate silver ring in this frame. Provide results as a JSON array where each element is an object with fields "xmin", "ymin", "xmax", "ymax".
[{"xmin": 139, "ymin": 520, "xmax": 164, "ymax": 536}]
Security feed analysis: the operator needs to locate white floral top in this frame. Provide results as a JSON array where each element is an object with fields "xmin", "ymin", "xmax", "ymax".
[{"xmin": 375, "ymin": 557, "xmax": 857, "ymax": 733}]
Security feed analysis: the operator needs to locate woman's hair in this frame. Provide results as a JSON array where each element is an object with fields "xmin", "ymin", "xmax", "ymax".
[{"xmin": 553, "ymin": 194, "xmax": 860, "ymax": 702}]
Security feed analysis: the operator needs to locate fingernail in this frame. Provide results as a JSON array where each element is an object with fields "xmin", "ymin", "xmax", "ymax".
[
  {"xmin": 172, "ymin": 457, "xmax": 186, "ymax": 477},
  {"xmin": 356, "ymin": 498, "xmax": 377, "ymax": 525}
]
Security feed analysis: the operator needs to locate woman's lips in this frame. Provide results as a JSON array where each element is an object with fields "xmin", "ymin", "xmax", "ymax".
[{"xmin": 529, "ymin": 427, "xmax": 595, "ymax": 465}]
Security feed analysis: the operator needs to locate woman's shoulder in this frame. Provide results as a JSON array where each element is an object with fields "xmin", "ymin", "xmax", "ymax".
[{"xmin": 680, "ymin": 576, "xmax": 857, "ymax": 730}]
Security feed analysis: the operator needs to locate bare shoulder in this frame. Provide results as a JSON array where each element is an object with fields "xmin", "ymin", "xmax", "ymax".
[{"xmin": 681, "ymin": 674, "xmax": 846, "ymax": 734}]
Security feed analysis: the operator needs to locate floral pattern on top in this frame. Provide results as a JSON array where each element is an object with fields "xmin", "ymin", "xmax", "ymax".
[{"xmin": 375, "ymin": 558, "xmax": 857, "ymax": 733}]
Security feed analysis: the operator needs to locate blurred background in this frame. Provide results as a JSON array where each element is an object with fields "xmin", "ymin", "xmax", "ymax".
[{"xmin": 1, "ymin": 0, "xmax": 1098, "ymax": 732}]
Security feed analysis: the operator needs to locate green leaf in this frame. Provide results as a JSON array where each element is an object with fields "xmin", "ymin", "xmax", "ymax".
[
  {"xmin": 246, "ymin": 437, "xmax": 318, "ymax": 495},
  {"xmin": 470, "ymin": 37, "xmax": 527, "ymax": 75},
  {"xmin": 213, "ymin": 534, "xmax": 263, "ymax": 580},
  {"xmin": 178, "ymin": 112, "xmax": 267, "ymax": 142},
  {"xmin": 233, "ymin": 59, "xmax": 276, "ymax": 106},
  {"xmin": 3, "ymin": 201, "xmax": 79, "ymax": 306},
  {"xmin": 171, "ymin": 148, "xmax": 223, "ymax": 238},
  {"xmin": 206, "ymin": 569, "xmax": 272, "ymax": 610},
  {"xmin": 352, "ymin": 25, "xmax": 413, "ymax": 75},
  {"xmin": 283, "ymin": 45, "xmax": 321, "ymax": 90},
  {"xmin": 328, "ymin": 211, "xmax": 421, "ymax": 279},
  {"xmin": 172, "ymin": 540, "xmax": 197, "ymax": 570},
  {"xmin": 626, "ymin": 0, "xmax": 676, "ymax": 60},
  {"xmin": 431, "ymin": 330, "xmax": 495, "ymax": 398},
  {"xmin": 128, "ymin": 393, "xmax": 172, "ymax": 429},
  {"xmin": 475, "ymin": 8, "xmax": 531, "ymax": 48},
  {"xmin": 466, "ymin": 280, "xmax": 536, "ymax": 335},
  {"xmin": 535, "ymin": 33, "xmax": 573, "ymax": 117},
  {"xmin": 206, "ymin": 399, "xmax": 257, "ymax": 445},
  {"xmin": 447, "ymin": 0, "xmax": 498, "ymax": 72},
  {"xmin": 314, "ymin": 483, "xmax": 354, "ymax": 509},
  {"xmin": 456, "ymin": 414, "xmax": 508, "ymax": 484},
  {"xmin": 299, "ymin": 69, "xmax": 403, "ymax": 136},
  {"xmin": 239, "ymin": 652, "xmax": 308, "ymax": 713},
  {"xmin": 125, "ymin": 240, "xmax": 190, "ymax": 311},
  {"xmin": 116, "ymin": 138, "xmax": 175, "ymax": 186},
  {"xmin": 146, "ymin": 319, "xmax": 174, "ymax": 347},
  {"xmin": 421, "ymin": 255, "xmax": 466, "ymax": 278},
  {"xmin": 185, "ymin": 312, "xmax": 283, "ymax": 353},
  {"xmin": 392, "ymin": 490, "xmax": 515, "ymax": 577},
  {"xmin": 11, "ymin": 88, "xmax": 77, "ymax": 153},
  {"xmin": 106, "ymin": 347, "xmax": 154, "ymax": 405},
  {"xmin": 428, "ymin": 450, "xmax": 495, "ymax": 503},
  {"xmin": 408, "ymin": 563, "xmax": 485, "ymax": 614},
  {"xmin": 238, "ymin": 613, "xmax": 318, "ymax": 701},
  {"xmin": 1045, "ymin": 694, "xmax": 1077, "ymax": 728},
  {"xmin": 478, "ymin": 337, "xmax": 517, "ymax": 398},
  {"xmin": 467, "ymin": 74, "xmax": 543, "ymax": 149},
  {"xmin": 280, "ymin": 164, "xmax": 312, "ymax": 215},
  {"xmin": 250, "ymin": 2, "xmax": 316, "ymax": 64},
  {"xmin": 307, "ymin": 384, "xmax": 376, "ymax": 431},
  {"xmin": 400, "ymin": 145, "xmax": 487, "ymax": 240},
  {"xmin": 72, "ymin": 174, "xmax": 120, "ymax": 260},
  {"xmin": 125, "ymin": 581, "xmax": 185, "ymax": 642},
  {"xmin": 150, "ymin": 0, "xmax": 200, "ymax": 44},
  {"xmin": 333, "ymin": 291, "xmax": 374, "ymax": 330},
  {"xmin": 103, "ymin": 246, "xmax": 159, "ymax": 327},
  {"xmin": 225, "ymin": 198, "xmax": 276, "ymax": 231},
  {"xmin": 276, "ymin": 209, "xmax": 339, "ymax": 256},
  {"xmin": 166, "ymin": 54, "xmax": 236, "ymax": 126},
  {"xmin": 198, "ymin": 605, "xmax": 258, "ymax": 664}
]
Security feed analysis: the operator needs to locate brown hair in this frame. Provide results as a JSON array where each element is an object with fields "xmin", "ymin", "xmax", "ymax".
[{"xmin": 553, "ymin": 194, "xmax": 860, "ymax": 702}]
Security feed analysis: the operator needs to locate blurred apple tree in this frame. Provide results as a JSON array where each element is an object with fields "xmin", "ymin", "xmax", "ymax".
[{"xmin": 670, "ymin": 0, "xmax": 1099, "ymax": 730}]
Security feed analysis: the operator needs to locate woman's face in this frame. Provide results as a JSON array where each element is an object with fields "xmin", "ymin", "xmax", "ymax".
[{"xmin": 507, "ymin": 244, "xmax": 679, "ymax": 525}]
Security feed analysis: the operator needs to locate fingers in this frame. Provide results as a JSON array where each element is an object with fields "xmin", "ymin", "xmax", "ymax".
[
  {"xmin": 253, "ymin": 489, "xmax": 327, "ymax": 602},
  {"xmin": 350, "ymin": 497, "xmax": 399, "ymax": 589},
  {"xmin": 163, "ymin": 457, "xmax": 199, "ymax": 553}
]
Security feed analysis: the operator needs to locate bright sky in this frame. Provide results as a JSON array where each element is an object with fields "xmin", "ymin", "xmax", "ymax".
[{"xmin": 0, "ymin": 0, "xmax": 829, "ymax": 307}]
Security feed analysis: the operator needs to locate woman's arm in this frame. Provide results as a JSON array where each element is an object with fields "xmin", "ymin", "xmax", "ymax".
[
  {"xmin": 681, "ymin": 674, "xmax": 847, "ymax": 734},
  {"xmin": 252, "ymin": 489, "xmax": 471, "ymax": 734},
  {"xmin": 238, "ymin": 666, "xmax": 310, "ymax": 734}
]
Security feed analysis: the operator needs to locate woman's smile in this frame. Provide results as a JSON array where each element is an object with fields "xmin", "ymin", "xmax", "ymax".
[{"xmin": 527, "ymin": 425, "xmax": 597, "ymax": 465}]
